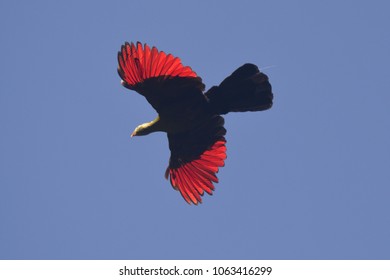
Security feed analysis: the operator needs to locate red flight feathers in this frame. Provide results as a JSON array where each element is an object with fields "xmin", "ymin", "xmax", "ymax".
[
  {"xmin": 166, "ymin": 139, "xmax": 227, "ymax": 205},
  {"xmin": 118, "ymin": 42, "xmax": 197, "ymax": 89},
  {"xmin": 118, "ymin": 42, "xmax": 226, "ymax": 205}
]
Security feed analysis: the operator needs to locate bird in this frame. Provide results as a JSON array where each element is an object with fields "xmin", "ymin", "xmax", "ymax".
[{"xmin": 117, "ymin": 42, "xmax": 273, "ymax": 205}]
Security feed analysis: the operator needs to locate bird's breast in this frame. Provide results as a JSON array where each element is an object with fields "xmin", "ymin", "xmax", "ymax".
[{"xmin": 158, "ymin": 107, "xmax": 211, "ymax": 134}]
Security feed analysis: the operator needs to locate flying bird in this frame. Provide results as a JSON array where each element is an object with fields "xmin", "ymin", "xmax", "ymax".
[{"xmin": 117, "ymin": 42, "xmax": 273, "ymax": 204}]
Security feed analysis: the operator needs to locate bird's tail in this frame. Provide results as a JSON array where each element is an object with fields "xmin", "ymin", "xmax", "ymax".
[{"xmin": 205, "ymin": 63, "xmax": 273, "ymax": 115}]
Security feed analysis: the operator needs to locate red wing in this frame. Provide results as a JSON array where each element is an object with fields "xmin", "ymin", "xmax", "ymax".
[
  {"xmin": 118, "ymin": 42, "xmax": 197, "ymax": 90},
  {"xmin": 165, "ymin": 116, "xmax": 227, "ymax": 205},
  {"xmin": 117, "ymin": 42, "xmax": 205, "ymax": 113},
  {"xmin": 166, "ymin": 140, "xmax": 226, "ymax": 204}
]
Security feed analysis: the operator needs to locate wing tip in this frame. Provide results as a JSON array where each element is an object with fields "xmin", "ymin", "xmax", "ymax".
[{"xmin": 166, "ymin": 166, "xmax": 215, "ymax": 205}]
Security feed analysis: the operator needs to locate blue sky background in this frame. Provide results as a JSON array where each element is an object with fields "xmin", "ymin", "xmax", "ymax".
[{"xmin": 1, "ymin": 1, "xmax": 389, "ymax": 259}]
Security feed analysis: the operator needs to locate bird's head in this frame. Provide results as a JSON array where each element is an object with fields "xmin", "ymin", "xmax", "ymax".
[
  {"xmin": 130, "ymin": 123, "xmax": 151, "ymax": 137},
  {"xmin": 130, "ymin": 116, "xmax": 162, "ymax": 137}
]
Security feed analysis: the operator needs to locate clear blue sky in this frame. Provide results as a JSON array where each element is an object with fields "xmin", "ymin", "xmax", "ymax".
[{"xmin": 1, "ymin": 1, "xmax": 389, "ymax": 259}]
